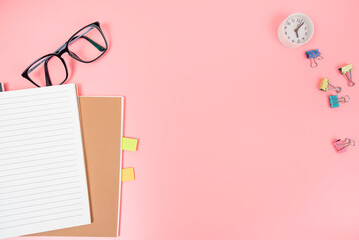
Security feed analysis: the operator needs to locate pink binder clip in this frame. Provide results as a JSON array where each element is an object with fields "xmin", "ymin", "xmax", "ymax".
[{"xmin": 334, "ymin": 138, "xmax": 355, "ymax": 153}]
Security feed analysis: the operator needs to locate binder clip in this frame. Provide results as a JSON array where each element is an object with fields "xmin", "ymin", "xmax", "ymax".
[
  {"xmin": 305, "ymin": 49, "xmax": 323, "ymax": 68},
  {"xmin": 329, "ymin": 95, "xmax": 350, "ymax": 108},
  {"xmin": 338, "ymin": 64, "xmax": 354, "ymax": 86},
  {"xmin": 334, "ymin": 138, "xmax": 355, "ymax": 153},
  {"xmin": 319, "ymin": 78, "xmax": 341, "ymax": 93}
]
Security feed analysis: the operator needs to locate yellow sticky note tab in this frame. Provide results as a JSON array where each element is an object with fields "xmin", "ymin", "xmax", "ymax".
[
  {"xmin": 319, "ymin": 78, "xmax": 329, "ymax": 91},
  {"xmin": 340, "ymin": 64, "xmax": 353, "ymax": 74},
  {"xmin": 122, "ymin": 168, "xmax": 135, "ymax": 182},
  {"xmin": 122, "ymin": 137, "xmax": 138, "ymax": 151}
]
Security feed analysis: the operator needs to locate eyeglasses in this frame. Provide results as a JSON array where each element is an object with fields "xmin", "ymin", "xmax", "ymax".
[{"xmin": 22, "ymin": 22, "xmax": 108, "ymax": 87}]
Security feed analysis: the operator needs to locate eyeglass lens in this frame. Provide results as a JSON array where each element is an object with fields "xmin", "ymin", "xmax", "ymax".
[
  {"xmin": 28, "ymin": 55, "xmax": 67, "ymax": 87},
  {"xmin": 68, "ymin": 26, "xmax": 107, "ymax": 62}
]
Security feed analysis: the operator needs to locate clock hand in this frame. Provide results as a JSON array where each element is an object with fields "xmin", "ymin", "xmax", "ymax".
[
  {"xmin": 294, "ymin": 21, "xmax": 304, "ymax": 32},
  {"xmin": 294, "ymin": 21, "xmax": 304, "ymax": 38},
  {"xmin": 297, "ymin": 21, "xmax": 304, "ymax": 30}
]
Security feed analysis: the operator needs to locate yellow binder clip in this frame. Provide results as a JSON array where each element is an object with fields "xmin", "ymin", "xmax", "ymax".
[
  {"xmin": 319, "ymin": 78, "xmax": 341, "ymax": 93},
  {"xmin": 339, "ymin": 64, "xmax": 354, "ymax": 86}
]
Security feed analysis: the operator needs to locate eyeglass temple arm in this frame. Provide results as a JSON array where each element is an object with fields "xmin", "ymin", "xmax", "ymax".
[
  {"xmin": 78, "ymin": 36, "xmax": 106, "ymax": 51},
  {"xmin": 44, "ymin": 59, "xmax": 52, "ymax": 87},
  {"xmin": 28, "ymin": 26, "xmax": 105, "ymax": 73}
]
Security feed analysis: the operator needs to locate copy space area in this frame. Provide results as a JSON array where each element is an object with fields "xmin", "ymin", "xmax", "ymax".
[{"xmin": 1, "ymin": 0, "xmax": 359, "ymax": 240}]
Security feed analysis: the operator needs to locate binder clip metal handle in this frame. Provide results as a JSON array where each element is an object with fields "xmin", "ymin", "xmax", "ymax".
[
  {"xmin": 340, "ymin": 95, "xmax": 350, "ymax": 103},
  {"xmin": 347, "ymin": 71, "xmax": 355, "ymax": 86},
  {"xmin": 328, "ymin": 84, "xmax": 341, "ymax": 94},
  {"xmin": 310, "ymin": 58, "xmax": 318, "ymax": 68}
]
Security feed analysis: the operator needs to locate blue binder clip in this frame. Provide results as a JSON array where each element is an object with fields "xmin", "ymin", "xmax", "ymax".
[
  {"xmin": 305, "ymin": 49, "xmax": 323, "ymax": 68},
  {"xmin": 329, "ymin": 95, "xmax": 350, "ymax": 108}
]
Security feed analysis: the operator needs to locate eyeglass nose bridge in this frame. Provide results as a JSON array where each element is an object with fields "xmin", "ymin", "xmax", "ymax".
[
  {"xmin": 55, "ymin": 47, "xmax": 82, "ymax": 73},
  {"xmin": 55, "ymin": 47, "xmax": 68, "ymax": 56}
]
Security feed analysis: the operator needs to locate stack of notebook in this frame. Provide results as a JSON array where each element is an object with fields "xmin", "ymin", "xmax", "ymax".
[{"xmin": 0, "ymin": 84, "xmax": 124, "ymax": 239}]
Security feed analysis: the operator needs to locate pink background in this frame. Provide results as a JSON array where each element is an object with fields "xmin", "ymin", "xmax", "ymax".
[{"xmin": 1, "ymin": 0, "xmax": 359, "ymax": 239}]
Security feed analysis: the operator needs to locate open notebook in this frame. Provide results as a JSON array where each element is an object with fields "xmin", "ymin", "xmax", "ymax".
[
  {"xmin": 30, "ymin": 96, "xmax": 124, "ymax": 237},
  {"xmin": 0, "ymin": 84, "xmax": 91, "ymax": 239}
]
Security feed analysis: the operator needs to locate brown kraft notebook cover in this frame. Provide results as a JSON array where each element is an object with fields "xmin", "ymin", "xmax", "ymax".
[{"xmin": 30, "ymin": 96, "xmax": 123, "ymax": 237}]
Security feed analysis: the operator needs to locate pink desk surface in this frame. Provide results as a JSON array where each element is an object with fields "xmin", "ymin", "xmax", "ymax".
[{"xmin": 1, "ymin": 0, "xmax": 359, "ymax": 239}]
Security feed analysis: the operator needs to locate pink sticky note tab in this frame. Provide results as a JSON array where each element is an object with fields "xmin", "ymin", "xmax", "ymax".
[{"xmin": 334, "ymin": 139, "xmax": 347, "ymax": 153}]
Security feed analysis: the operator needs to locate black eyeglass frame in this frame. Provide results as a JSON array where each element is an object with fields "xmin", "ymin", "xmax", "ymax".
[{"xmin": 22, "ymin": 21, "xmax": 108, "ymax": 88}]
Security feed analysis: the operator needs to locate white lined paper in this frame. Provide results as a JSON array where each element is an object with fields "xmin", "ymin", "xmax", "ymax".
[{"xmin": 0, "ymin": 84, "xmax": 91, "ymax": 239}]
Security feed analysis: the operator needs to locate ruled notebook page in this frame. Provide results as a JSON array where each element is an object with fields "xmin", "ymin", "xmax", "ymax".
[{"xmin": 0, "ymin": 84, "xmax": 91, "ymax": 239}]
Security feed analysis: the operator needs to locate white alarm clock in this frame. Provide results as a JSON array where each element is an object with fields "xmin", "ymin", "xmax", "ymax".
[{"xmin": 278, "ymin": 13, "xmax": 314, "ymax": 48}]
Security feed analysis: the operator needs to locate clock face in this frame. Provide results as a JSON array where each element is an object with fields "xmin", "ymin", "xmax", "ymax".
[{"xmin": 283, "ymin": 15, "xmax": 311, "ymax": 45}]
